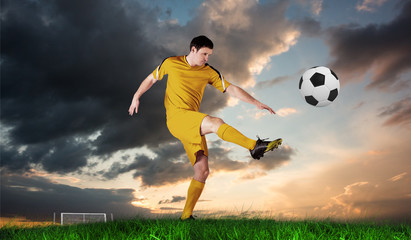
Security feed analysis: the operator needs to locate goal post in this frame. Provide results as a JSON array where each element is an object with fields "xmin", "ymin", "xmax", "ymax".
[{"xmin": 60, "ymin": 212, "xmax": 107, "ymax": 225}]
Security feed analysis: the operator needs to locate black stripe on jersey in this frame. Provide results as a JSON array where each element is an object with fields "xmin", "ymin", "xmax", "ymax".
[
  {"xmin": 206, "ymin": 63, "xmax": 227, "ymax": 92},
  {"xmin": 157, "ymin": 56, "xmax": 175, "ymax": 72},
  {"xmin": 205, "ymin": 63, "xmax": 222, "ymax": 80}
]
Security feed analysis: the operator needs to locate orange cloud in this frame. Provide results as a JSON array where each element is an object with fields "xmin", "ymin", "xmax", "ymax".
[
  {"xmin": 276, "ymin": 108, "xmax": 297, "ymax": 117},
  {"xmin": 320, "ymin": 182, "xmax": 369, "ymax": 217},
  {"xmin": 266, "ymin": 138, "xmax": 411, "ymax": 221},
  {"xmin": 254, "ymin": 111, "xmax": 268, "ymax": 120},
  {"xmin": 388, "ymin": 172, "xmax": 407, "ymax": 182},
  {"xmin": 356, "ymin": 0, "xmax": 388, "ymax": 12},
  {"xmin": 238, "ymin": 171, "xmax": 267, "ymax": 181}
]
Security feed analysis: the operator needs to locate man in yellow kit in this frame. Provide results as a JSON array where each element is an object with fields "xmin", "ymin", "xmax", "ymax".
[{"xmin": 129, "ymin": 36, "xmax": 282, "ymax": 220}]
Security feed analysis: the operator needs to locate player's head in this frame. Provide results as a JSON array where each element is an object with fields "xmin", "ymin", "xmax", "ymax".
[
  {"xmin": 190, "ymin": 35, "xmax": 213, "ymax": 52},
  {"xmin": 188, "ymin": 35, "xmax": 213, "ymax": 66}
]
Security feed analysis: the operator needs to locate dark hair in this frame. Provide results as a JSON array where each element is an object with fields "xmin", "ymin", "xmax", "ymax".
[{"xmin": 190, "ymin": 35, "xmax": 213, "ymax": 51}]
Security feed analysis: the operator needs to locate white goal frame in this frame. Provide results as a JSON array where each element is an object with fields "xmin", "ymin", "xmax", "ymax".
[{"xmin": 60, "ymin": 212, "xmax": 107, "ymax": 225}]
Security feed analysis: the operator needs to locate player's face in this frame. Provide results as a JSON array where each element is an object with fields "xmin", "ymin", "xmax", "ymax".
[{"xmin": 192, "ymin": 47, "xmax": 213, "ymax": 66}]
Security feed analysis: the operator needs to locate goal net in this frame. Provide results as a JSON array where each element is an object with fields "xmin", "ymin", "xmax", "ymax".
[{"xmin": 60, "ymin": 213, "xmax": 107, "ymax": 225}]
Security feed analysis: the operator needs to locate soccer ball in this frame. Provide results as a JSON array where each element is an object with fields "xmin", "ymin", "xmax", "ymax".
[{"xmin": 299, "ymin": 66, "xmax": 340, "ymax": 107}]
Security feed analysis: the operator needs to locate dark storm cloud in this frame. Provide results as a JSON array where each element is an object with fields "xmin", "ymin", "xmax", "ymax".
[
  {"xmin": 0, "ymin": 170, "xmax": 151, "ymax": 220},
  {"xmin": 206, "ymin": 140, "xmax": 296, "ymax": 174},
  {"xmin": 1, "ymin": 0, "xmax": 241, "ymax": 174},
  {"xmin": 101, "ymin": 141, "xmax": 245, "ymax": 187},
  {"xmin": 293, "ymin": 17, "xmax": 322, "ymax": 37},
  {"xmin": 1, "ymin": 0, "xmax": 178, "ymax": 173},
  {"xmin": 158, "ymin": 196, "xmax": 186, "ymax": 204},
  {"xmin": 249, "ymin": 146, "xmax": 295, "ymax": 171},
  {"xmin": 101, "ymin": 142, "xmax": 193, "ymax": 187},
  {"xmin": 101, "ymin": 140, "xmax": 296, "ymax": 186},
  {"xmin": 1, "ymin": 0, "xmax": 300, "ymax": 220},
  {"xmin": 207, "ymin": 143, "xmax": 248, "ymax": 171},
  {"xmin": 1, "ymin": 136, "xmax": 91, "ymax": 173},
  {"xmin": 325, "ymin": 1, "xmax": 411, "ymax": 91}
]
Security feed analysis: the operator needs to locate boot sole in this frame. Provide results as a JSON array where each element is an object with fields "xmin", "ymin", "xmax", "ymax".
[{"xmin": 265, "ymin": 138, "xmax": 282, "ymax": 152}]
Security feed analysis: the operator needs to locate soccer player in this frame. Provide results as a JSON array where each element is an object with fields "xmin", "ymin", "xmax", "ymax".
[{"xmin": 128, "ymin": 35, "xmax": 282, "ymax": 220}]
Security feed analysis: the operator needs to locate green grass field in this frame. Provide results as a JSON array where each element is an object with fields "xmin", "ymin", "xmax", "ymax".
[{"xmin": 1, "ymin": 218, "xmax": 410, "ymax": 240}]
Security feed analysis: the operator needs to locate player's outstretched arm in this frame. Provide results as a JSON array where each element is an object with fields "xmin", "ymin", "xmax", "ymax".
[
  {"xmin": 226, "ymin": 85, "xmax": 275, "ymax": 114},
  {"xmin": 129, "ymin": 74, "xmax": 157, "ymax": 116}
]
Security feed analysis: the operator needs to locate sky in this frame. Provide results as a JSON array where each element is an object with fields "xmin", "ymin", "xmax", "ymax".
[{"xmin": 1, "ymin": 0, "xmax": 410, "ymax": 223}]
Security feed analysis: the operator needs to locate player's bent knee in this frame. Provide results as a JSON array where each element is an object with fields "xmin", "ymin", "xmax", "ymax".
[
  {"xmin": 212, "ymin": 116, "xmax": 225, "ymax": 126},
  {"xmin": 201, "ymin": 116, "xmax": 225, "ymax": 135},
  {"xmin": 209, "ymin": 116, "xmax": 225, "ymax": 132}
]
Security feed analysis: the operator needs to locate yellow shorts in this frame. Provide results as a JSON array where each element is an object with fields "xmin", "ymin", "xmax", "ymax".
[{"xmin": 166, "ymin": 109, "xmax": 208, "ymax": 165}]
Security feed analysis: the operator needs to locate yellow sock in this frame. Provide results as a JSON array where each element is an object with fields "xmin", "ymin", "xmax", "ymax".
[
  {"xmin": 181, "ymin": 179, "xmax": 205, "ymax": 220},
  {"xmin": 217, "ymin": 123, "xmax": 256, "ymax": 150}
]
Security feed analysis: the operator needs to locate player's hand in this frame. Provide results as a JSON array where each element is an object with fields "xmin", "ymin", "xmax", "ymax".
[
  {"xmin": 257, "ymin": 102, "xmax": 275, "ymax": 114},
  {"xmin": 128, "ymin": 98, "xmax": 140, "ymax": 116}
]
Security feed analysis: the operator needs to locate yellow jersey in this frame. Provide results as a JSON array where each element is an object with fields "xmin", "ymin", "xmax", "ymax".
[{"xmin": 152, "ymin": 55, "xmax": 231, "ymax": 116}]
